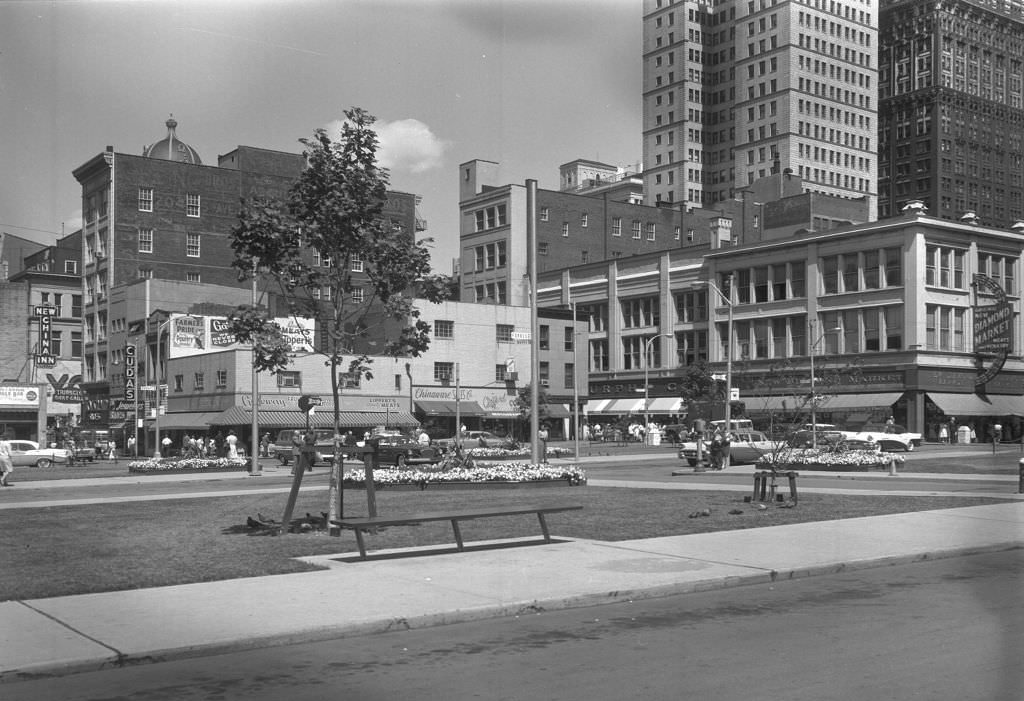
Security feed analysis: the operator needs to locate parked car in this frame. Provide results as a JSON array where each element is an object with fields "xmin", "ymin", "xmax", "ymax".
[
  {"xmin": 372, "ymin": 433, "xmax": 442, "ymax": 467},
  {"xmin": 71, "ymin": 443, "xmax": 97, "ymax": 462},
  {"xmin": 435, "ymin": 430, "xmax": 509, "ymax": 450},
  {"xmin": 269, "ymin": 429, "xmax": 339, "ymax": 466},
  {"xmin": 843, "ymin": 423, "xmax": 921, "ymax": 452},
  {"xmin": 9, "ymin": 440, "xmax": 72, "ymax": 468},
  {"xmin": 678, "ymin": 430, "xmax": 776, "ymax": 466}
]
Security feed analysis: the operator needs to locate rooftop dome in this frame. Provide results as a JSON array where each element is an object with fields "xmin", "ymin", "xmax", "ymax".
[{"xmin": 143, "ymin": 115, "xmax": 202, "ymax": 164}]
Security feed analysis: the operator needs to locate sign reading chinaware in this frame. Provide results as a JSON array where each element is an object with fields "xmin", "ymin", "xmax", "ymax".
[{"xmin": 973, "ymin": 273, "xmax": 1012, "ymax": 389}]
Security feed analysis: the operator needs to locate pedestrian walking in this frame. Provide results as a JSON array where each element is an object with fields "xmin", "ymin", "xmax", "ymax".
[
  {"xmin": 938, "ymin": 424, "xmax": 949, "ymax": 444},
  {"xmin": 107, "ymin": 439, "xmax": 118, "ymax": 463},
  {"xmin": 226, "ymin": 430, "xmax": 239, "ymax": 459},
  {"xmin": 260, "ymin": 432, "xmax": 271, "ymax": 458},
  {"xmin": 0, "ymin": 435, "xmax": 13, "ymax": 487}
]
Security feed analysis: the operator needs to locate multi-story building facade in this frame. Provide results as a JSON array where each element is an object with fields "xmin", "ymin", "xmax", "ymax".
[
  {"xmin": 538, "ymin": 206, "xmax": 1024, "ymax": 440},
  {"xmin": 641, "ymin": 0, "xmax": 879, "ymax": 219},
  {"xmin": 877, "ymin": 0, "xmax": 1024, "ymax": 226},
  {"xmin": 71, "ymin": 118, "xmax": 427, "ymax": 440}
]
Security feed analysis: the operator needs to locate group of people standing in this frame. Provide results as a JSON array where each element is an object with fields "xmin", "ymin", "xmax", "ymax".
[{"xmin": 162, "ymin": 431, "xmax": 241, "ymax": 459}]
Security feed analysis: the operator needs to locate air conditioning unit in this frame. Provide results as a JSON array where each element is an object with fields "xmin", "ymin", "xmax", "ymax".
[{"xmin": 540, "ymin": 379, "xmax": 550, "ymax": 387}]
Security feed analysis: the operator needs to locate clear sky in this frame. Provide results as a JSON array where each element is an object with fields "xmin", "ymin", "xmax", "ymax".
[{"xmin": 0, "ymin": 0, "xmax": 641, "ymax": 272}]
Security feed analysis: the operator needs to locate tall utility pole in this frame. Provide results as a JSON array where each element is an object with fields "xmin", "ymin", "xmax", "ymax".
[
  {"xmin": 250, "ymin": 261, "xmax": 261, "ymax": 475},
  {"xmin": 527, "ymin": 179, "xmax": 540, "ymax": 465}
]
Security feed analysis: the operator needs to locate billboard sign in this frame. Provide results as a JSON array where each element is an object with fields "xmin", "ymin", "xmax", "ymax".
[
  {"xmin": 973, "ymin": 273, "xmax": 1012, "ymax": 389},
  {"xmin": 167, "ymin": 314, "xmax": 315, "ymax": 358}
]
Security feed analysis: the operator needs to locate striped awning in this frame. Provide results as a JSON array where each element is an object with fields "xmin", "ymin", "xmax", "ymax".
[
  {"xmin": 212, "ymin": 407, "xmax": 418, "ymax": 428},
  {"xmin": 646, "ymin": 397, "xmax": 684, "ymax": 413},
  {"xmin": 153, "ymin": 412, "xmax": 223, "ymax": 430}
]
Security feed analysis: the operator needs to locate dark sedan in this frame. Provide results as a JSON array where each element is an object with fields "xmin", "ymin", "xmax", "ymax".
[{"xmin": 374, "ymin": 434, "xmax": 442, "ymax": 468}]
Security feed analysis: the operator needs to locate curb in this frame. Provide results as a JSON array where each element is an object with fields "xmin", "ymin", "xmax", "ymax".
[{"xmin": 4, "ymin": 539, "xmax": 1020, "ymax": 683}]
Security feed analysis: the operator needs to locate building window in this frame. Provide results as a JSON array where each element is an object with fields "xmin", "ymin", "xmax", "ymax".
[
  {"xmin": 186, "ymin": 233, "xmax": 200, "ymax": 257},
  {"xmin": 646, "ymin": 223, "xmax": 656, "ymax": 240},
  {"xmin": 71, "ymin": 331, "xmax": 82, "ymax": 357},
  {"xmin": 676, "ymin": 329, "xmax": 708, "ymax": 365},
  {"xmin": 612, "ymin": 218, "xmax": 622, "ymax": 236},
  {"xmin": 674, "ymin": 290, "xmax": 708, "ymax": 322},
  {"xmin": 539, "ymin": 361, "xmax": 550, "ymax": 386},
  {"xmin": 539, "ymin": 325, "xmax": 550, "ymax": 350},
  {"xmin": 64, "ymin": 260, "xmax": 78, "ymax": 274},
  {"xmin": 351, "ymin": 287, "xmax": 364, "ymax": 302},
  {"xmin": 435, "ymin": 320, "xmax": 454, "ymax": 339},
  {"xmin": 186, "ymin": 193, "xmax": 201, "ymax": 217},
  {"xmin": 138, "ymin": 228, "xmax": 153, "ymax": 253},
  {"xmin": 216, "ymin": 370, "xmax": 228, "ymax": 388},
  {"xmin": 186, "ymin": 272, "xmax": 200, "ymax": 282},
  {"xmin": 433, "ymin": 362, "xmax": 454, "ymax": 383},
  {"xmin": 138, "ymin": 187, "xmax": 153, "ymax": 212},
  {"xmin": 622, "ymin": 296, "xmax": 660, "ymax": 328},
  {"xmin": 580, "ymin": 213, "xmax": 588, "ymax": 228},
  {"xmin": 277, "ymin": 371, "xmax": 301, "ymax": 388},
  {"xmin": 590, "ymin": 339, "xmax": 609, "ymax": 371},
  {"xmin": 174, "ymin": 374, "xmax": 184, "ymax": 392},
  {"xmin": 564, "ymin": 363, "xmax": 575, "ymax": 389},
  {"xmin": 631, "ymin": 221, "xmax": 642, "ymax": 239},
  {"xmin": 562, "ymin": 222, "xmax": 570, "ymax": 237},
  {"xmin": 580, "ymin": 302, "xmax": 608, "ymax": 332},
  {"xmin": 925, "ymin": 304, "xmax": 965, "ymax": 351},
  {"xmin": 51, "ymin": 331, "xmax": 62, "ymax": 356},
  {"xmin": 494, "ymin": 364, "xmax": 508, "ymax": 382},
  {"xmin": 340, "ymin": 372, "xmax": 361, "ymax": 389},
  {"xmin": 194, "ymin": 372, "xmax": 204, "ymax": 391},
  {"xmin": 137, "ymin": 268, "xmax": 153, "ymax": 279},
  {"xmin": 538, "ymin": 242, "xmax": 549, "ymax": 255},
  {"xmin": 496, "ymin": 324, "xmax": 514, "ymax": 343},
  {"xmin": 350, "ymin": 254, "xmax": 363, "ymax": 272},
  {"xmin": 71, "ymin": 294, "xmax": 82, "ymax": 317},
  {"xmin": 540, "ymin": 207, "xmax": 549, "ymax": 222},
  {"xmin": 474, "ymin": 204, "xmax": 508, "ymax": 231},
  {"xmin": 564, "ymin": 326, "xmax": 574, "ymax": 351}
]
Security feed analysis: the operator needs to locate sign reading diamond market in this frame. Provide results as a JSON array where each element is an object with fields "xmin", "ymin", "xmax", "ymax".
[{"xmin": 973, "ymin": 273, "xmax": 1013, "ymax": 389}]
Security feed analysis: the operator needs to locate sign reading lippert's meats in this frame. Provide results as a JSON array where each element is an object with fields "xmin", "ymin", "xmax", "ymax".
[
  {"xmin": 973, "ymin": 273, "xmax": 1012, "ymax": 389},
  {"xmin": 167, "ymin": 314, "xmax": 316, "ymax": 357}
]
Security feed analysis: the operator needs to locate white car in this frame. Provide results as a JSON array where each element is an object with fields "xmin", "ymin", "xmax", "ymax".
[
  {"xmin": 8, "ymin": 440, "xmax": 72, "ymax": 468},
  {"xmin": 843, "ymin": 423, "xmax": 921, "ymax": 452},
  {"xmin": 678, "ymin": 430, "xmax": 777, "ymax": 466}
]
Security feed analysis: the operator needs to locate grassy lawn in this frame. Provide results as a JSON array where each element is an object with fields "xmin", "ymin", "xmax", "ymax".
[{"xmin": 0, "ymin": 486, "xmax": 1005, "ymax": 602}]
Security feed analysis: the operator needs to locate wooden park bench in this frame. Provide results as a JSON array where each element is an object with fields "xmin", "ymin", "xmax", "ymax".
[{"xmin": 331, "ymin": 504, "xmax": 584, "ymax": 560}]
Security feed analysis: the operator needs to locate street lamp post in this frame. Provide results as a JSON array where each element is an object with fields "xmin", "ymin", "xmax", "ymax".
[
  {"xmin": 808, "ymin": 319, "xmax": 842, "ymax": 448},
  {"xmin": 152, "ymin": 319, "xmax": 170, "ymax": 458},
  {"xmin": 699, "ymin": 274, "xmax": 735, "ymax": 468},
  {"xmin": 643, "ymin": 333, "xmax": 672, "ymax": 429}
]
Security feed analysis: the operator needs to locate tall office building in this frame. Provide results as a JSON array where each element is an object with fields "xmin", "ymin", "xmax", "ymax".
[
  {"xmin": 642, "ymin": 0, "xmax": 879, "ymax": 219},
  {"xmin": 877, "ymin": 0, "xmax": 1024, "ymax": 226}
]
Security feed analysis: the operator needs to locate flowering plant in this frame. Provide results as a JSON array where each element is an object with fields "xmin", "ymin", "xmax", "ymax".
[
  {"xmin": 128, "ymin": 457, "xmax": 249, "ymax": 473},
  {"xmin": 758, "ymin": 448, "xmax": 905, "ymax": 470},
  {"xmin": 343, "ymin": 462, "xmax": 586, "ymax": 486},
  {"xmin": 468, "ymin": 446, "xmax": 574, "ymax": 460}
]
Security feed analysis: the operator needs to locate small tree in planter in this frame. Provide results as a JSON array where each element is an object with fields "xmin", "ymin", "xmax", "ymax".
[{"xmin": 227, "ymin": 107, "xmax": 451, "ymax": 525}]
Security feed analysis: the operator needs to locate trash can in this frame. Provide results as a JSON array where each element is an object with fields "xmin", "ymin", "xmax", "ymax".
[
  {"xmin": 957, "ymin": 426, "xmax": 971, "ymax": 444},
  {"xmin": 647, "ymin": 429, "xmax": 662, "ymax": 446}
]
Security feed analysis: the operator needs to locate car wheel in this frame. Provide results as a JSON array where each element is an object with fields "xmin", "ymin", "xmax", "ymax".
[
  {"xmin": 36, "ymin": 458, "xmax": 52, "ymax": 468},
  {"xmin": 905, "ymin": 442, "xmax": 914, "ymax": 452},
  {"xmin": 396, "ymin": 454, "xmax": 407, "ymax": 468}
]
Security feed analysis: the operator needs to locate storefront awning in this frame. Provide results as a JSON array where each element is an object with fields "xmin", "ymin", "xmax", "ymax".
[
  {"xmin": 415, "ymin": 400, "xmax": 455, "ymax": 415},
  {"xmin": 927, "ymin": 392, "xmax": 1024, "ymax": 417},
  {"xmin": 212, "ymin": 407, "xmax": 419, "ymax": 429},
  {"xmin": 545, "ymin": 403, "xmax": 571, "ymax": 418},
  {"xmin": 608, "ymin": 398, "xmax": 646, "ymax": 414},
  {"xmin": 742, "ymin": 392, "xmax": 903, "ymax": 414},
  {"xmin": 457, "ymin": 401, "xmax": 487, "ymax": 417},
  {"xmin": 817, "ymin": 392, "xmax": 903, "ymax": 411},
  {"xmin": 155, "ymin": 412, "xmax": 224, "ymax": 430},
  {"xmin": 646, "ymin": 397, "xmax": 684, "ymax": 413},
  {"xmin": 584, "ymin": 399, "xmax": 614, "ymax": 413}
]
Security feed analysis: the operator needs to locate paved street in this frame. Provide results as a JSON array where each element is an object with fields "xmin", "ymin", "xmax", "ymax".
[{"xmin": 10, "ymin": 549, "xmax": 1022, "ymax": 701}]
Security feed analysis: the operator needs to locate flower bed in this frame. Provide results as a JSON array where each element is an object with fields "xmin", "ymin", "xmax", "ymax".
[
  {"xmin": 128, "ymin": 457, "xmax": 250, "ymax": 474},
  {"xmin": 757, "ymin": 449, "xmax": 906, "ymax": 472},
  {"xmin": 466, "ymin": 446, "xmax": 574, "ymax": 460},
  {"xmin": 343, "ymin": 462, "xmax": 586, "ymax": 488}
]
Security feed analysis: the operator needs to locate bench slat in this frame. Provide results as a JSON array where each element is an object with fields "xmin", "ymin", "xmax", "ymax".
[
  {"xmin": 333, "ymin": 504, "xmax": 582, "ymax": 529},
  {"xmin": 330, "ymin": 504, "xmax": 583, "ymax": 560}
]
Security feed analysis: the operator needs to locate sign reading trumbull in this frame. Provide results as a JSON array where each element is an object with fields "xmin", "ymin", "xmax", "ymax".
[
  {"xmin": 168, "ymin": 313, "xmax": 315, "ymax": 358},
  {"xmin": 973, "ymin": 273, "xmax": 1012, "ymax": 389}
]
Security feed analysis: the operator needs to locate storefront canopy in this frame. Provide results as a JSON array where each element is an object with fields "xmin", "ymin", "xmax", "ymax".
[
  {"xmin": 544, "ymin": 403, "xmax": 572, "ymax": 418},
  {"xmin": 211, "ymin": 407, "xmax": 419, "ymax": 429},
  {"xmin": 743, "ymin": 392, "xmax": 903, "ymax": 414},
  {"xmin": 927, "ymin": 392, "xmax": 1024, "ymax": 417},
  {"xmin": 414, "ymin": 400, "xmax": 486, "ymax": 417},
  {"xmin": 646, "ymin": 397, "xmax": 684, "ymax": 413},
  {"xmin": 154, "ymin": 412, "xmax": 224, "ymax": 430}
]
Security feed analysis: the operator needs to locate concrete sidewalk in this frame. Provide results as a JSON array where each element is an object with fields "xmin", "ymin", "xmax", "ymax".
[{"xmin": 2, "ymin": 500, "xmax": 1022, "ymax": 682}]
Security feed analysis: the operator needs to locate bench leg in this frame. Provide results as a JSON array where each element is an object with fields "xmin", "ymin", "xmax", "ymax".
[
  {"xmin": 353, "ymin": 529, "xmax": 368, "ymax": 560},
  {"xmin": 537, "ymin": 512, "xmax": 552, "ymax": 542},
  {"xmin": 450, "ymin": 519, "xmax": 464, "ymax": 551}
]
